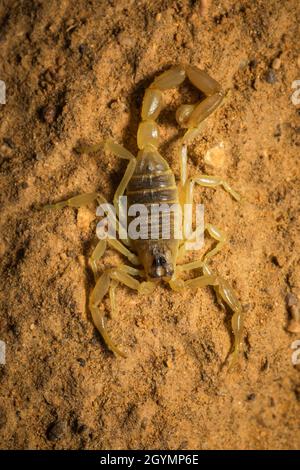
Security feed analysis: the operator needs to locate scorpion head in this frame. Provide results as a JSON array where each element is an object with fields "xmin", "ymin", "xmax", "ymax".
[{"xmin": 146, "ymin": 245, "xmax": 174, "ymax": 280}]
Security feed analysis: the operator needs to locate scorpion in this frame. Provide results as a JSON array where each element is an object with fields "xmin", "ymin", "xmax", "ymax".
[{"xmin": 45, "ymin": 65, "xmax": 244, "ymax": 365}]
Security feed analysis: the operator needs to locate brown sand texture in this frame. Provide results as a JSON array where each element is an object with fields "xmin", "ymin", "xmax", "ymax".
[{"xmin": 0, "ymin": 0, "xmax": 299, "ymax": 450}]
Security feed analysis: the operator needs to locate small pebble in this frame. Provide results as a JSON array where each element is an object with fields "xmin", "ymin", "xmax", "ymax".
[
  {"xmin": 46, "ymin": 420, "xmax": 66, "ymax": 441},
  {"xmin": 77, "ymin": 358, "xmax": 86, "ymax": 367},
  {"xmin": 239, "ymin": 59, "xmax": 248, "ymax": 70},
  {"xmin": 286, "ymin": 293, "xmax": 298, "ymax": 307},
  {"xmin": 41, "ymin": 104, "xmax": 57, "ymax": 124},
  {"xmin": 297, "ymin": 56, "xmax": 300, "ymax": 68},
  {"xmin": 33, "ymin": 152, "xmax": 44, "ymax": 161},
  {"xmin": 271, "ymin": 254, "xmax": 285, "ymax": 268},
  {"xmin": 78, "ymin": 44, "xmax": 87, "ymax": 55},
  {"xmin": 77, "ymin": 207, "xmax": 94, "ymax": 232},
  {"xmin": 108, "ymin": 99, "xmax": 118, "ymax": 110},
  {"xmin": 118, "ymin": 32, "xmax": 135, "ymax": 48},
  {"xmin": 286, "ymin": 293, "xmax": 300, "ymax": 333},
  {"xmin": 261, "ymin": 358, "xmax": 269, "ymax": 372},
  {"xmin": 288, "ymin": 320, "xmax": 300, "ymax": 334},
  {"xmin": 249, "ymin": 59, "xmax": 257, "ymax": 69},
  {"xmin": 44, "ymin": 69, "xmax": 54, "ymax": 83},
  {"xmin": 0, "ymin": 341, "xmax": 5, "ymax": 365},
  {"xmin": 265, "ymin": 69, "xmax": 277, "ymax": 84},
  {"xmin": 272, "ymin": 58, "xmax": 281, "ymax": 70},
  {"xmin": 141, "ymin": 417, "xmax": 148, "ymax": 430},
  {"xmin": 57, "ymin": 67, "xmax": 65, "ymax": 78},
  {"xmin": 204, "ymin": 142, "xmax": 226, "ymax": 168},
  {"xmin": 246, "ymin": 393, "xmax": 256, "ymax": 401},
  {"xmin": 199, "ymin": 0, "xmax": 210, "ymax": 17},
  {"xmin": 56, "ymin": 55, "xmax": 65, "ymax": 67}
]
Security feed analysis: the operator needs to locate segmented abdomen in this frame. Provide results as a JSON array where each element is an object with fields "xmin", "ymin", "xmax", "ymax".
[
  {"xmin": 127, "ymin": 172, "xmax": 178, "ymax": 204},
  {"xmin": 126, "ymin": 147, "xmax": 179, "ymax": 239}
]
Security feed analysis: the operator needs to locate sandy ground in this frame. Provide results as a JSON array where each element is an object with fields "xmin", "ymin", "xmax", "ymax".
[{"xmin": 0, "ymin": 0, "xmax": 299, "ymax": 450}]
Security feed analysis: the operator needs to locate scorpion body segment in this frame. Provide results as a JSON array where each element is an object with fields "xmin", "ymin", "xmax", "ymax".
[
  {"xmin": 126, "ymin": 147, "xmax": 179, "ymax": 281},
  {"xmin": 45, "ymin": 64, "xmax": 244, "ymax": 367}
]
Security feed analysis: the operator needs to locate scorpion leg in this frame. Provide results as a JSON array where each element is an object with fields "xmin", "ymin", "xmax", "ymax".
[
  {"xmin": 175, "ymin": 182, "xmax": 243, "ymax": 366},
  {"xmin": 104, "ymin": 141, "xmax": 136, "ymax": 246},
  {"xmin": 203, "ymin": 224, "xmax": 226, "ymax": 262},
  {"xmin": 43, "ymin": 191, "xmax": 123, "ymax": 248},
  {"xmin": 44, "ymin": 190, "xmax": 134, "ymax": 272},
  {"xmin": 44, "ymin": 189, "xmax": 138, "ymax": 276},
  {"xmin": 103, "ymin": 140, "xmax": 136, "ymax": 218},
  {"xmin": 89, "ymin": 270, "xmax": 127, "ymax": 357},
  {"xmin": 109, "ymin": 267, "xmax": 155, "ymax": 295},
  {"xmin": 176, "ymin": 230, "xmax": 225, "ymax": 317},
  {"xmin": 109, "ymin": 279, "xmax": 119, "ymax": 317},
  {"xmin": 44, "ymin": 191, "xmax": 116, "ymax": 217},
  {"xmin": 108, "ymin": 265, "xmax": 146, "ymax": 321},
  {"xmin": 177, "ymin": 223, "xmax": 226, "ymax": 265},
  {"xmin": 90, "ymin": 237, "xmax": 141, "ymax": 279},
  {"xmin": 179, "ymin": 171, "xmax": 235, "ymax": 258},
  {"xmin": 44, "ymin": 192, "xmax": 100, "ymax": 210},
  {"xmin": 169, "ymin": 270, "xmax": 244, "ymax": 366},
  {"xmin": 179, "ymin": 223, "xmax": 226, "ymax": 307},
  {"xmin": 179, "ymin": 170, "xmax": 239, "ymax": 256},
  {"xmin": 89, "ymin": 239, "xmax": 107, "ymax": 279},
  {"xmin": 43, "ymin": 191, "xmax": 120, "ymax": 229},
  {"xmin": 77, "ymin": 139, "xmax": 136, "ymax": 208},
  {"xmin": 79, "ymin": 139, "xmax": 137, "ymax": 243},
  {"xmin": 188, "ymin": 175, "xmax": 241, "ymax": 202},
  {"xmin": 176, "ymin": 258, "xmax": 204, "ymax": 273},
  {"xmin": 90, "ymin": 265, "xmax": 154, "ymax": 357},
  {"xmin": 107, "ymin": 239, "xmax": 139, "ymax": 266},
  {"xmin": 206, "ymin": 267, "xmax": 244, "ymax": 367},
  {"xmin": 176, "ymin": 222, "xmax": 226, "ymax": 306}
]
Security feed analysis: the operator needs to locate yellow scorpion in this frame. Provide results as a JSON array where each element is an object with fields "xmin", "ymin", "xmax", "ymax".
[{"xmin": 45, "ymin": 65, "xmax": 244, "ymax": 366}]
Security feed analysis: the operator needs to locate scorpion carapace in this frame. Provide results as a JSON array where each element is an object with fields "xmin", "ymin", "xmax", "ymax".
[{"xmin": 45, "ymin": 64, "xmax": 244, "ymax": 367}]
